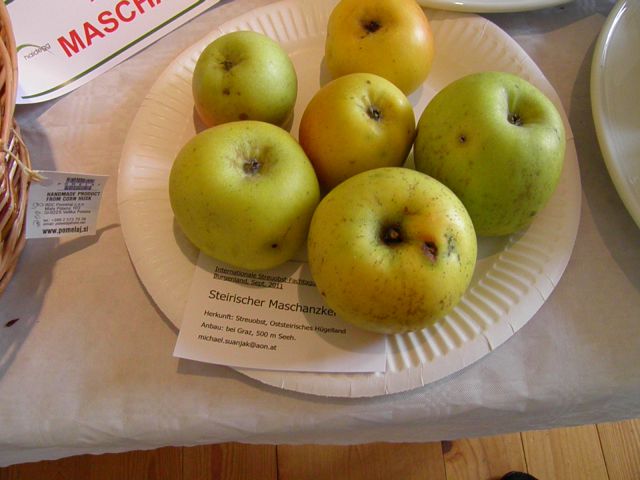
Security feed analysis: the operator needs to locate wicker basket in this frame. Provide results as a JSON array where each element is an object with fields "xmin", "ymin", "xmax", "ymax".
[{"xmin": 0, "ymin": 2, "xmax": 34, "ymax": 297}]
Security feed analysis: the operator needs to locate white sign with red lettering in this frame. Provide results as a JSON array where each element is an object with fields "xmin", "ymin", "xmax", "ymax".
[{"xmin": 6, "ymin": 0, "xmax": 221, "ymax": 104}]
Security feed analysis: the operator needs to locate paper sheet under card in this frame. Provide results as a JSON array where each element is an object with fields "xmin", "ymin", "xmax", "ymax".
[
  {"xmin": 7, "ymin": 0, "xmax": 221, "ymax": 103},
  {"xmin": 174, "ymin": 253, "xmax": 387, "ymax": 373}
]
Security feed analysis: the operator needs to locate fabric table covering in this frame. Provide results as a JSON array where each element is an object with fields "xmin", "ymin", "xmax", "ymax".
[{"xmin": 1, "ymin": 0, "xmax": 639, "ymax": 467}]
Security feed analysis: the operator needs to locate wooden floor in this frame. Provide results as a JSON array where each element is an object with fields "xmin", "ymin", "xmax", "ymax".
[{"xmin": 1, "ymin": 418, "xmax": 638, "ymax": 479}]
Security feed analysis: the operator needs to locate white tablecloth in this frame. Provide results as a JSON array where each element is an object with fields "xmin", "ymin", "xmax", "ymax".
[{"xmin": 2, "ymin": 0, "xmax": 639, "ymax": 468}]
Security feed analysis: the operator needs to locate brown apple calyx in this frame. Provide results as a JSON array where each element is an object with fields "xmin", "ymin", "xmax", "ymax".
[
  {"xmin": 361, "ymin": 19, "xmax": 381, "ymax": 34},
  {"xmin": 243, "ymin": 157, "xmax": 261, "ymax": 175},
  {"xmin": 381, "ymin": 224, "xmax": 403, "ymax": 245},
  {"xmin": 508, "ymin": 112, "xmax": 523, "ymax": 126}
]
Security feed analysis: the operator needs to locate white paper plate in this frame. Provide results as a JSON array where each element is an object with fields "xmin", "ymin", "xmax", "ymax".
[
  {"xmin": 417, "ymin": 0, "xmax": 572, "ymax": 13},
  {"xmin": 591, "ymin": 0, "xmax": 640, "ymax": 229},
  {"xmin": 117, "ymin": 0, "xmax": 581, "ymax": 397}
]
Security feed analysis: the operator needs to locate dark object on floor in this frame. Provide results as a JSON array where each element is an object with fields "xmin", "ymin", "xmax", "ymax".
[{"xmin": 501, "ymin": 472, "xmax": 539, "ymax": 480}]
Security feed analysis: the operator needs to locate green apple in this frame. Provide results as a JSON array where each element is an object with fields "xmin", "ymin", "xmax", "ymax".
[
  {"xmin": 307, "ymin": 167, "xmax": 477, "ymax": 334},
  {"xmin": 192, "ymin": 31, "xmax": 297, "ymax": 128},
  {"xmin": 414, "ymin": 71, "xmax": 566, "ymax": 237},
  {"xmin": 324, "ymin": 0, "xmax": 435, "ymax": 95},
  {"xmin": 169, "ymin": 121, "xmax": 320, "ymax": 270},
  {"xmin": 298, "ymin": 73, "xmax": 415, "ymax": 192}
]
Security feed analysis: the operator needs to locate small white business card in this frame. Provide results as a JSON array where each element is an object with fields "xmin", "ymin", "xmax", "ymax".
[{"xmin": 25, "ymin": 171, "xmax": 108, "ymax": 238}]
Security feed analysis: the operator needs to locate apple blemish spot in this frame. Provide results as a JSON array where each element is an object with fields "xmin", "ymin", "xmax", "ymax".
[
  {"xmin": 422, "ymin": 241, "xmax": 438, "ymax": 263},
  {"xmin": 445, "ymin": 234, "xmax": 460, "ymax": 261}
]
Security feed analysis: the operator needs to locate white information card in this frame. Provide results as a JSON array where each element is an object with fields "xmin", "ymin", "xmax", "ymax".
[
  {"xmin": 25, "ymin": 171, "xmax": 108, "ymax": 239},
  {"xmin": 7, "ymin": 0, "xmax": 222, "ymax": 103},
  {"xmin": 174, "ymin": 253, "xmax": 387, "ymax": 373}
]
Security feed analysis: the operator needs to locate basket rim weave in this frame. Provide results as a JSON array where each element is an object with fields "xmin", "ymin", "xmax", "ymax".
[{"xmin": 0, "ymin": 1, "xmax": 34, "ymax": 297}]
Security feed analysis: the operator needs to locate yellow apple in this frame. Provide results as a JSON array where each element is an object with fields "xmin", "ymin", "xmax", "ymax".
[
  {"xmin": 324, "ymin": 0, "xmax": 435, "ymax": 95},
  {"xmin": 192, "ymin": 31, "xmax": 297, "ymax": 128},
  {"xmin": 414, "ymin": 72, "xmax": 566, "ymax": 236},
  {"xmin": 169, "ymin": 121, "xmax": 320, "ymax": 270},
  {"xmin": 307, "ymin": 167, "xmax": 477, "ymax": 334},
  {"xmin": 298, "ymin": 72, "xmax": 415, "ymax": 192}
]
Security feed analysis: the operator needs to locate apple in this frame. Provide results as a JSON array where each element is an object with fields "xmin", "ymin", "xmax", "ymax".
[
  {"xmin": 169, "ymin": 121, "xmax": 320, "ymax": 270},
  {"xmin": 307, "ymin": 167, "xmax": 477, "ymax": 334},
  {"xmin": 192, "ymin": 31, "xmax": 297, "ymax": 128},
  {"xmin": 414, "ymin": 71, "xmax": 566, "ymax": 237},
  {"xmin": 298, "ymin": 72, "xmax": 415, "ymax": 192},
  {"xmin": 324, "ymin": 0, "xmax": 435, "ymax": 96}
]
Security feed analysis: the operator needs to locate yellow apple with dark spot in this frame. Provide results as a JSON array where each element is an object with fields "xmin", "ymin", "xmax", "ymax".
[{"xmin": 307, "ymin": 167, "xmax": 477, "ymax": 334}]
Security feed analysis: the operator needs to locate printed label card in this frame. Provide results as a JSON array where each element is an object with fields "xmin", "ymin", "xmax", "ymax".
[
  {"xmin": 174, "ymin": 253, "xmax": 387, "ymax": 373},
  {"xmin": 7, "ymin": 0, "xmax": 222, "ymax": 103},
  {"xmin": 25, "ymin": 171, "xmax": 108, "ymax": 238}
]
